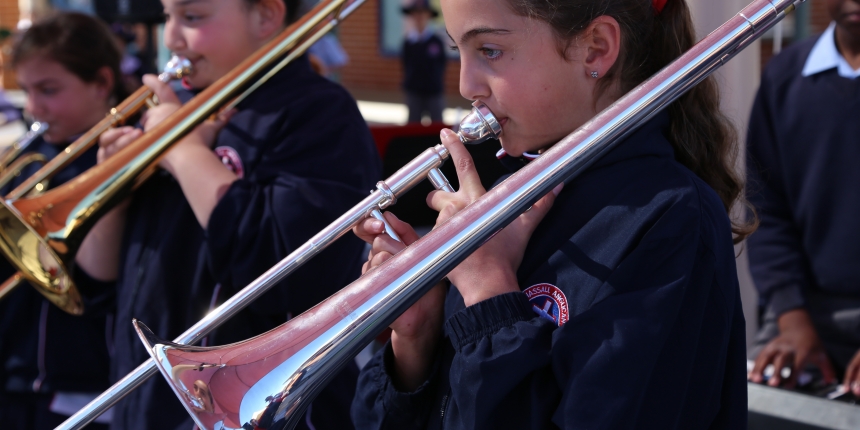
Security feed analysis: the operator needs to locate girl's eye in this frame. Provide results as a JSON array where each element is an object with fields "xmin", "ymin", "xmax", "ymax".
[
  {"xmin": 479, "ymin": 47, "xmax": 502, "ymax": 61},
  {"xmin": 449, "ymin": 45, "xmax": 459, "ymax": 52}
]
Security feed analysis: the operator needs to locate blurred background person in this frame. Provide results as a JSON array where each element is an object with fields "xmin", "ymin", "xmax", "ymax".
[
  {"xmin": 308, "ymin": 32, "xmax": 350, "ymax": 81},
  {"xmin": 746, "ymin": 0, "xmax": 860, "ymax": 397},
  {"xmin": 401, "ymin": 0, "xmax": 446, "ymax": 123},
  {"xmin": 0, "ymin": 12, "xmax": 126, "ymax": 429}
]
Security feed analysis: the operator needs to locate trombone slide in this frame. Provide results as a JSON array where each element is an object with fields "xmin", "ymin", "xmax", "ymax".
[{"xmin": 134, "ymin": 0, "xmax": 806, "ymax": 429}]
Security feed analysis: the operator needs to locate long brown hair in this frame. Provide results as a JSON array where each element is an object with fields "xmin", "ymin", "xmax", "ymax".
[
  {"xmin": 11, "ymin": 12, "xmax": 129, "ymax": 103},
  {"xmin": 506, "ymin": 0, "xmax": 757, "ymax": 242}
]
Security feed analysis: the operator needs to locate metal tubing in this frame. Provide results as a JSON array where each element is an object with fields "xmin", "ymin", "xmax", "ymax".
[
  {"xmin": 54, "ymin": 139, "xmax": 459, "ymax": 430},
  {"xmin": 133, "ymin": 1, "xmax": 804, "ymax": 428}
]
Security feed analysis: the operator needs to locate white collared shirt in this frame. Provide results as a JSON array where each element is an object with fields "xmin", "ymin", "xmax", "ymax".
[{"xmin": 802, "ymin": 23, "xmax": 860, "ymax": 79}]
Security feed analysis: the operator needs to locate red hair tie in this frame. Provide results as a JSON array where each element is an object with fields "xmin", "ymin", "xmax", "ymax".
[{"xmin": 652, "ymin": 0, "xmax": 667, "ymax": 14}]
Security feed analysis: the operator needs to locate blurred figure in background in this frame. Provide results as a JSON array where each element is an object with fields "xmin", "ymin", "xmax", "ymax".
[
  {"xmin": 401, "ymin": 0, "xmax": 446, "ymax": 123},
  {"xmin": 747, "ymin": 0, "xmax": 860, "ymax": 397},
  {"xmin": 0, "ymin": 12, "xmax": 125, "ymax": 429},
  {"xmin": 308, "ymin": 32, "xmax": 349, "ymax": 81}
]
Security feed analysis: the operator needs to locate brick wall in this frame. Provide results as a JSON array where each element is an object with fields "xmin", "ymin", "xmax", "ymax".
[
  {"xmin": 761, "ymin": 0, "xmax": 833, "ymax": 69},
  {"xmin": 0, "ymin": 0, "xmax": 19, "ymax": 88}
]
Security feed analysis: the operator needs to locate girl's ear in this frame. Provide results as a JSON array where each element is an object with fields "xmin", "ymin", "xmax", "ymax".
[
  {"xmin": 251, "ymin": 0, "xmax": 288, "ymax": 40},
  {"xmin": 95, "ymin": 66, "xmax": 115, "ymax": 101},
  {"xmin": 580, "ymin": 15, "xmax": 621, "ymax": 80}
]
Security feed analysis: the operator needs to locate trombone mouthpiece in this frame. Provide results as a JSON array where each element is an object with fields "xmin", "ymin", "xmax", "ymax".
[
  {"xmin": 159, "ymin": 56, "xmax": 193, "ymax": 83},
  {"xmin": 456, "ymin": 100, "xmax": 502, "ymax": 144}
]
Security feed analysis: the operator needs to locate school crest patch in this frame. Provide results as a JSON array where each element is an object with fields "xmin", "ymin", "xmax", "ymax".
[
  {"xmin": 523, "ymin": 283, "xmax": 569, "ymax": 327},
  {"xmin": 215, "ymin": 146, "xmax": 244, "ymax": 179}
]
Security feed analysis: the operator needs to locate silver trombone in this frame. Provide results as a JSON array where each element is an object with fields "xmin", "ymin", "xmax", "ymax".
[
  {"xmin": 54, "ymin": 101, "xmax": 500, "ymax": 429},
  {"xmin": 131, "ymin": 0, "xmax": 805, "ymax": 429}
]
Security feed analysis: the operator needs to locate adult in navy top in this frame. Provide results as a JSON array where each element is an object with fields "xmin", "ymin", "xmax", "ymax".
[
  {"xmin": 746, "ymin": 0, "xmax": 860, "ymax": 394},
  {"xmin": 351, "ymin": 113, "xmax": 747, "ymax": 429},
  {"xmin": 107, "ymin": 55, "xmax": 382, "ymax": 430}
]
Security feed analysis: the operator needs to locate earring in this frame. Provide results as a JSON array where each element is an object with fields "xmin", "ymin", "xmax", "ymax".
[{"xmin": 591, "ymin": 71, "xmax": 599, "ymax": 78}]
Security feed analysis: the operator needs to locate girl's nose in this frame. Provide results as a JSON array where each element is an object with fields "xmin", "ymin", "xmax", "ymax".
[
  {"xmin": 163, "ymin": 19, "xmax": 187, "ymax": 53},
  {"xmin": 458, "ymin": 57, "xmax": 491, "ymax": 102}
]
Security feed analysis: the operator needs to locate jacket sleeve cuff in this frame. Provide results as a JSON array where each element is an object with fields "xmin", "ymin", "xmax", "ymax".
[
  {"xmin": 767, "ymin": 286, "xmax": 805, "ymax": 317},
  {"xmin": 376, "ymin": 341, "xmax": 440, "ymax": 419},
  {"xmin": 445, "ymin": 292, "xmax": 534, "ymax": 350}
]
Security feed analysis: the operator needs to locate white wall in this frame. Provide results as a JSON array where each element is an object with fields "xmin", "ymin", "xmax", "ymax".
[{"xmin": 687, "ymin": 0, "xmax": 761, "ymax": 348}]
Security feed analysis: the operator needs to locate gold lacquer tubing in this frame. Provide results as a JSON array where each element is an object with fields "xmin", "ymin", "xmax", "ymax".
[{"xmin": 6, "ymin": 87, "xmax": 154, "ymax": 200}]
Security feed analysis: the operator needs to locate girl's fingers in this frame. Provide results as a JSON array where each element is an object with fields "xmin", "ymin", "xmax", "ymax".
[
  {"xmin": 143, "ymin": 73, "xmax": 181, "ymax": 105},
  {"xmin": 372, "ymin": 234, "xmax": 406, "ymax": 257},
  {"xmin": 369, "ymin": 250, "xmax": 393, "ymax": 268},
  {"xmin": 426, "ymin": 188, "xmax": 464, "ymax": 215},
  {"xmin": 382, "ymin": 212, "xmax": 420, "ymax": 245},
  {"xmin": 353, "ymin": 218, "xmax": 387, "ymax": 243},
  {"xmin": 99, "ymin": 126, "xmax": 136, "ymax": 147},
  {"xmin": 440, "ymin": 129, "xmax": 485, "ymax": 197}
]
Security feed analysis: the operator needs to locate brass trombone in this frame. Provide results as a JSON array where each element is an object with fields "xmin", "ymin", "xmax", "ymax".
[
  {"xmin": 130, "ymin": 0, "xmax": 805, "ymax": 429},
  {"xmin": 0, "ymin": 57, "xmax": 191, "ymax": 314},
  {"xmin": 0, "ymin": 121, "xmax": 50, "ymax": 193},
  {"xmin": 0, "ymin": 0, "xmax": 371, "ymax": 319},
  {"xmin": 0, "ymin": 122, "xmax": 48, "ymax": 174}
]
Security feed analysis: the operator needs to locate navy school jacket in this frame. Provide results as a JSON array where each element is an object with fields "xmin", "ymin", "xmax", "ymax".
[
  {"xmin": 0, "ymin": 137, "xmax": 114, "ymax": 396},
  {"xmin": 108, "ymin": 55, "xmax": 382, "ymax": 430},
  {"xmin": 352, "ymin": 113, "xmax": 748, "ymax": 429}
]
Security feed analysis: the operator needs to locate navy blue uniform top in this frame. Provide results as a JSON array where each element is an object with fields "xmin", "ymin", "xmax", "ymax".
[
  {"xmin": 108, "ymin": 56, "xmax": 382, "ymax": 430},
  {"xmin": 746, "ymin": 35, "xmax": 860, "ymax": 318},
  {"xmin": 352, "ymin": 113, "xmax": 748, "ymax": 429},
  {"xmin": 0, "ymin": 138, "xmax": 114, "ymax": 395},
  {"xmin": 402, "ymin": 33, "xmax": 447, "ymax": 96}
]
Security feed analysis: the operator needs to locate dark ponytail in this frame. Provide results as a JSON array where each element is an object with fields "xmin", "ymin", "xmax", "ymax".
[
  {"xmin": 506, "ymin": 0, "xmax": 757, "ymax": 242},
  {"xmin": 11, "ymin": 12, "xmax": 129, "ymax": 104}
]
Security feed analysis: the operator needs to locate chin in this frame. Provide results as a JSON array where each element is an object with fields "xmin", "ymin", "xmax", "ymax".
[{"xmin": 186, "ymin": 75, "xmax": 214, "ymax": 89}]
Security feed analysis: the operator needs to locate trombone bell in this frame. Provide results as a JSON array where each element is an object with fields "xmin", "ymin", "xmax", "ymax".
[
  {"xmin": 0, "ymin": 202, "xmax": 81, "ymax": 313},
  {"xmin": 134, "ymin": 101, "xmax": 503, "ymax": 430}
]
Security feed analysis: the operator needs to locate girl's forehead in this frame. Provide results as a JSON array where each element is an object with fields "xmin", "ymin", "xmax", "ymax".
[{"xmin": 442, "ymin": 0, "xmax": 525, "ymax": 37}]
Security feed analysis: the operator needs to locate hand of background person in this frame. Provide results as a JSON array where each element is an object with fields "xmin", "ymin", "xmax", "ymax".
[
  {"xmin": 353, "ymin": 212, "xmax": 446, "ymax": 391},
  {"xmin": 843, "ymin": 348, "xmax": 860, "ymax": 396},
  {"xmin": 749, "ymin": 308, "xmax": 836, "ymax": 388},
  {"xmin": 425, "ymin": 129, "xmax": 562, "ymax": 307},
  {"xmin": 138, "ymin": 74, "xmax": 235, "ymax": 176},
  {"xmin": 97, "ymin": 126, "xmax": 141, "ymax": 164}
]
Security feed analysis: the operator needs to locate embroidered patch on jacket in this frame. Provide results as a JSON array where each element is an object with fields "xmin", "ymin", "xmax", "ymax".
[
  {"xmin": 215, "ymin": 146, "xmax": 244, "ymax": 179},
  {"xmin": 523, "ymin": 283, "xmax": 569, "ymax": 327}
]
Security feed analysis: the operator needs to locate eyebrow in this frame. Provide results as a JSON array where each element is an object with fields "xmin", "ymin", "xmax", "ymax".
[
  {"xmin": 20, "ymin": 78, "xmax": 59, "ymax": 88},
  {"xmin": 175, "ymin": 0, "xmax": 204, "ymax": 6},
  {"xmin": 447, "ymin": 27, "xmax": 512, "ymax": 45}
]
